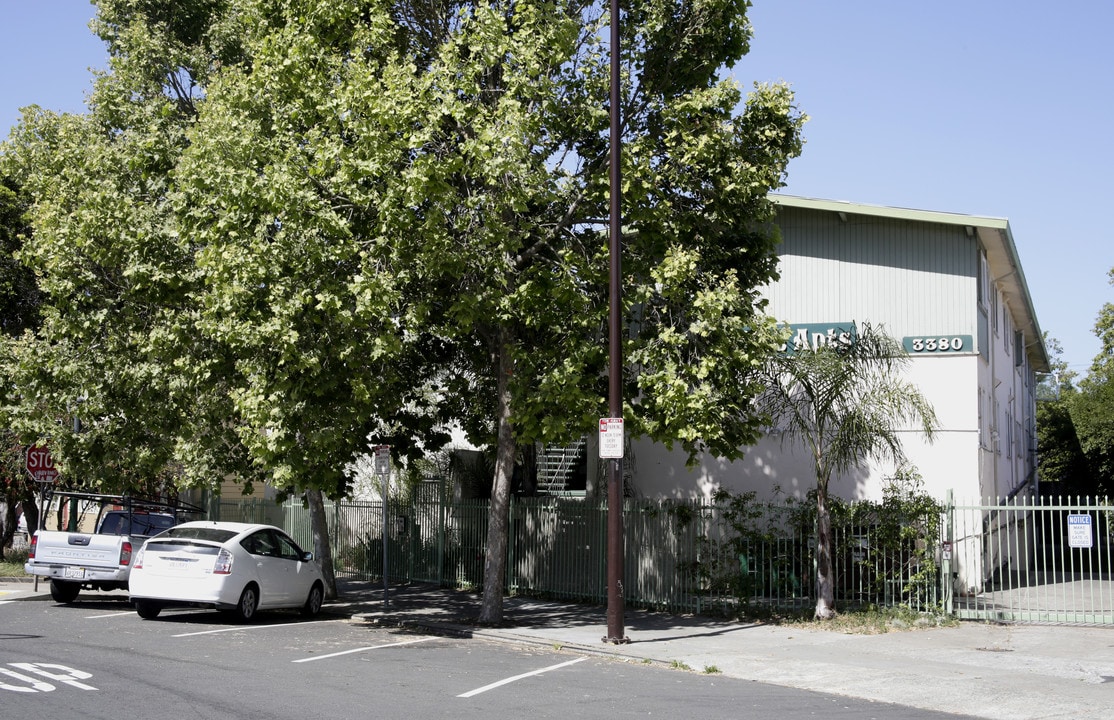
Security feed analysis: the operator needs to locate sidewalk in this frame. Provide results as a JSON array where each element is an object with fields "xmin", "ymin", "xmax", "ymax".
[
  {"xmin": 5, "ymin": 577, "xmax": 1112, "ymax": 719},
  {"xmin": 339, "ymin": 580, "xmax": 1114, "ymax": 720}
]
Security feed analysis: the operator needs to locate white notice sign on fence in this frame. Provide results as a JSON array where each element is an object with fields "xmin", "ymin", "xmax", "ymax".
[{"xmin": 1067, "ymin": 514, "xmax": 1093, "ymax": 549}]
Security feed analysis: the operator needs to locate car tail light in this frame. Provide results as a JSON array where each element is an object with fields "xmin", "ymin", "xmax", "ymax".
[
  {"xmin": 133, "ymin": 546, "xmax": 146, "ymax": 569},
  {"xmin": 28, "ymin": 535, "xmax": 37, "ymax": 560},
  {"xmin": 119, "ymin": 541, "xmax": 133, "ymax": 566},
  {"xmin": 213, "ymin": 548, "xmax": 233, "ymax": 575}
]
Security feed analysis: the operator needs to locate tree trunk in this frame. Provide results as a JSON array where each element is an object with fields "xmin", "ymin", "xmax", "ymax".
[
  {"xmin": 814, "ymin": 476, "xmax": 837, "ymax": 619},
  {"xmin": 305, "ymin": 487, "xmax": 338, "ymax": 600},
  {"xmin": 0, "ymin": 500, "xmax": 13, "ymax": 559},
  {"xmin": 479, "ymin": 330, "xmax": 516, "ymax": 625},
  {"xmin": 21, "ymin": 495, "xmax": 40, "ymax": 537}
]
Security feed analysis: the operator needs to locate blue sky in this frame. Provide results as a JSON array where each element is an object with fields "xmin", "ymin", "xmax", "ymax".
[{"xmin": 2, "ymin": 1, "xmax": 1110, "ymax": 374}]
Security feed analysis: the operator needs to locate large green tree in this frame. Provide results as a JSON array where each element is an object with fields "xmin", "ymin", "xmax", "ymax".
[
  {"xmin": 0, "ymin": 177, "xmax": 40, "ymax": 337},
  {"xmin": 1, "ymin": 0, "xmax": 346, "ymax": 584},
  {"xmin": 167, "ymin": 0, "xmax": 803, "ymax": 622},
  {"xmin": 1070, "ymin": 270, "xmax": 1114, "ymax": 496},
  {"xmin": 1, "ymin": 163, "xmax": 43, "ymax": 550},
  {"xmin": 0, "ymin": 0, "xmax": 256, "ymax": 495},
  {"xmin": 757, "ymin": 324, "xmax": 937, "ymax": 619},
  {"xmin": 4, "ymin": 0, "xmax": 803, "ymax": 620},
  {"xmin": 1035, "ymin": 336, "xmax": 1091, "ymax": 497}
]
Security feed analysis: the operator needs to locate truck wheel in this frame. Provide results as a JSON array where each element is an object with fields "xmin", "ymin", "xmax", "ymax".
[
  {"xmin": 232, "ymin": 584, "xmax": 259, "ymax": 623},
  {"xmin": 49, "ymin": 579, "xmax": 80, "ymax": 604},
  {"xmin": 134, "ymin": 601, "xmax": 162, "ymax": 620}
]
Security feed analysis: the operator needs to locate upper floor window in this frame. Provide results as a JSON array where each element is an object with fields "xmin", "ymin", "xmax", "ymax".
[
  {"xmin": 991, "ymin": 288, "xmax": 1000, "ymax": 336},
  {"xmin": 978, "ymin": 249, "xmax": 990, "ymax": 309}
]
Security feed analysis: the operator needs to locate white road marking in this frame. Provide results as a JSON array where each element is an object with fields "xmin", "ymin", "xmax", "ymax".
[
  {"xmin": 0, "ymin": 663, "xmax": 97, "ymax": 692},
  {"xmin": 292, "ymin": 636, "xmax": 435, "ymax": 663},
  {"xmin": 457, "ymin": 657, "xmax": 587, "ymax": 698},
  {"xmin": 173, "ymin": 619, "xmax": 334, "ymax": 637},
  {"xmin": 84, "ymin": 611, "xmax": 134, "ymax": 619}
]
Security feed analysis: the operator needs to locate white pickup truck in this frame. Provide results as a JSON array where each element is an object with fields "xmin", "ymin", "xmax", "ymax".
[{"xmin": 24, "ymin": 493, "xmax": 200, "ymax": 603}]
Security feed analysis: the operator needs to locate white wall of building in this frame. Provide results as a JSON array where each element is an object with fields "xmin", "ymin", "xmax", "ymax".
[{"xmin": 590, "ymin": 198, "xmax": 1048, "ymax": 507}]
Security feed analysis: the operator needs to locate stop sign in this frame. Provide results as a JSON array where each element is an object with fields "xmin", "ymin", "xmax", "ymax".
[{"xmin": 24, "ymin": 444, "xmax": 59, "ymax": 483}]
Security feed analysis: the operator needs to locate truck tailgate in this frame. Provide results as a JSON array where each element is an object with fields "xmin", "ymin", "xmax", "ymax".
[{"xmin": 32, "ymin": 532, "xmax": 124, "ymax": 569}]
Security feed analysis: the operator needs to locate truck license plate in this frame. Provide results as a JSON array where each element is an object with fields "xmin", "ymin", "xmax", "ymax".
[{"xmin": 63, "ymin": 567, "xmax": 86, "ymax": 580}]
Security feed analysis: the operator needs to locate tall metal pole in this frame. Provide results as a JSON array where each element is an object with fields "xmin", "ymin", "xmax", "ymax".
[
  {"xmin": 382, "ymin": 471, "xmax": 389, "ymax": 607},
  {"xmin": 375, "ymin": 445, "xmax": 391, "ymax": 607},
  {"xmin": 604, "ymin": 0, "xmax": 627, "ymax": 645}
]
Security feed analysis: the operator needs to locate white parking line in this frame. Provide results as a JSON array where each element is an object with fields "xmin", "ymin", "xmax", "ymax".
[
  {"xmin": 292, "ymin": 637, "xmax": 435, "ymax": 663},
  {"xmin": 84, "ymin": 611, "xmax": 134, "ymax": 619},
  {"xmin": 173, "ymin": 619, "xmax": 334, "ymax": 637},
  {"xmin": 457, "ymin": 657, "xmax": 587, "ymax": 698}
]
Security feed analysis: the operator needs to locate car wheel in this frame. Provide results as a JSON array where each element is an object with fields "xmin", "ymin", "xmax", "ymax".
[
  {"xmin": 134, "ymin": 600, "xmax": 162, "ymax": 620},
  {"xmin": 301, "ymin": 582, "xmax": 324, "ymax": 618},
  {"xmin": 233, "ymin": 584, "xmax": 259, "ymax": 623},
  {"xmin": 50, "ymin": 579, "xmax": 80, "ymax": 604}
]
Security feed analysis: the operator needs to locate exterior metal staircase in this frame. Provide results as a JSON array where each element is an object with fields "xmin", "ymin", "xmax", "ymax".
[{"xmin": 536, "ymin": 438, "xmax": 587, "ymax": 494}]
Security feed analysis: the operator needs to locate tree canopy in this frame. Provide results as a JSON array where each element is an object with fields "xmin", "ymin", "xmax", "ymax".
[
  {"xmin": 1037, "ymin": 275, "xmax": 1114, "ymax": 499},
  {"xmin": 2, "ymin": 0, "xmax": 804, "ymax": 617},
  {"xmin": 1071, "ymin": 272, "xmax": 1114, "ymax": 496}
]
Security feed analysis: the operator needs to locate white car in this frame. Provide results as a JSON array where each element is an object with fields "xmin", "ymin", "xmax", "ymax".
[{"xmin": 128, "ymin": 521, "xmax": 325, "ymax": 622}]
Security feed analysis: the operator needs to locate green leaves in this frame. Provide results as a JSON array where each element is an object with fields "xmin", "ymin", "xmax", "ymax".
[
  {"xmin": 760, "ymin": 323, "xmax": 939, "ymax": 483},
  {"xmin": 2, "ymin": 0, "xmax": 805, "ymax": 502}
]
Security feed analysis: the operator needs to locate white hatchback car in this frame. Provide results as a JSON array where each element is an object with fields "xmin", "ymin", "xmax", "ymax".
[{"xmin": 128, "ymin": 521, "xmax": 325, "ymax": 622}]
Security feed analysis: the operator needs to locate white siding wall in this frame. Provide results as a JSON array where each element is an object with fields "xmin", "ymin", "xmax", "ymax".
[
  {"xmin": 601, "ymin": 202, "xmax": 1043, "ymax": 506},
  {"xmin": 980, "ymin": 281, "xmax": 1040, "ymax": 501},
  {"xmin": 766, "ymin": 207, "xmax": 978, "ymax": 341}
]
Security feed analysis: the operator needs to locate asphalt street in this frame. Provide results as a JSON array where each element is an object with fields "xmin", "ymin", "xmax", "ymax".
[{"xmin": 0, "ymin": 582, "xmax": 980, "ymax": 720}]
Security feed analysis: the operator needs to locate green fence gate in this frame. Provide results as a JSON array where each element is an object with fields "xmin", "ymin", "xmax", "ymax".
[{"xmin": 944, "ymin": 494, "xmax": 1114, "ymax": 625}]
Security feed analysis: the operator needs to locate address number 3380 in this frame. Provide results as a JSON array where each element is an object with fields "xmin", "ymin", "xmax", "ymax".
[{"xmin": 908, "ymin": 336, "xmax": 966, "ymax": 352}]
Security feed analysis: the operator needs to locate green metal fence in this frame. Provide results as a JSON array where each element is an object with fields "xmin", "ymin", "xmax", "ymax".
[
  {"xmin": 211, "ymin": 488, "xmax": 944, "ymax": 616},
  {"xmin": 209, "ymin": 491, "xmax": 1114, "ymax": 623},
  {"xmin": 945, "ymin": 495, "xmax": 1114, "ymax": 625}
]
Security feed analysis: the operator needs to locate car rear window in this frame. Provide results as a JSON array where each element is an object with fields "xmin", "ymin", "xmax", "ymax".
[
  {"xmin": 130, "ymin": 514, "xmax": 177, "ymax": 535},
  {"xmin": 161, "ymin": 527, "xmax": 238, "ymax": 543}
]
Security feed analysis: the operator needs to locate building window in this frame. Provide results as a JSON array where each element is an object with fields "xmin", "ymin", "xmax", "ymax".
[
  {"xmin": 978, "ymin": 389, "xmax": 987, "ymax": 447},
  {"xmin": 978, "ymin": 249, "xmax": 990, "ymax": 309},
  {"xmin": 1005, "ymin": 406, "xmax": 1013, "ymax": 459},
  {"xmin": 994, "ymin": 398, "xmax": 1001, "ymax": 454},
  {"xmin": 991, "ymin": 287, "xmax": 999, "ymax": 337}
]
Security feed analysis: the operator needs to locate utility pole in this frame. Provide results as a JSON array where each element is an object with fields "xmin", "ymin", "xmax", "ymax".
[{"xmin": 603, "ymin": 0, "xmax": 628, "ymax": 645}]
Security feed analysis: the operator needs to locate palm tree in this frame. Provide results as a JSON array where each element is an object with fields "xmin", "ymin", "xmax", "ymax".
[{"xmin": 759, "ymin": 323, "xmax": 937, "ymax": 619}]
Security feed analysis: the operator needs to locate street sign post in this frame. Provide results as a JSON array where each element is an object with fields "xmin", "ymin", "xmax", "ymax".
[
  {"xmin": 25, "ymin": 444, "xmax": 59, "ymax": 593},
  {"xmin": 374, "ymin": 445, "xmax": 391, "ymax": 606}
]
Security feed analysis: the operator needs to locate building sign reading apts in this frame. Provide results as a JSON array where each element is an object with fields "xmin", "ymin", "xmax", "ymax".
[
  {"xmin": 778, "ymin": 322, "xmax": 857, "ymax": 355},
  {"xmin": 902, "ymin": 335, "xmax": 973, "ymax": 354}
]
